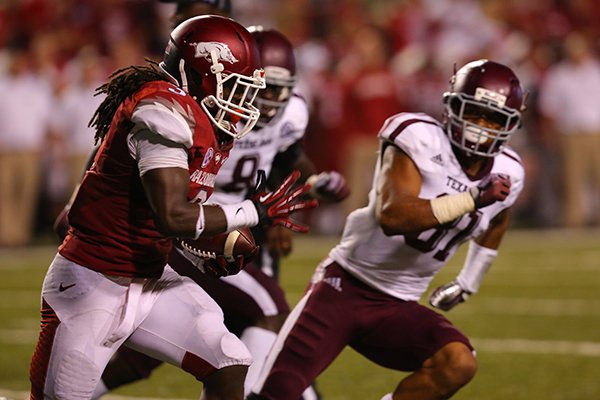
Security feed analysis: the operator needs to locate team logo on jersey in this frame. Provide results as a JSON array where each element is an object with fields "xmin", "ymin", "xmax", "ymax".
[
  {"xmin": 189, "ymin": 41, "xmax": 239, "ymax": 65},
  {"xmin": 202, "ymin": 147, "xmax": 214, "ymax": 168},
  {"xmin": 190, "ymin": 170, "xmax": 217, "ymax": 187},
  {"xmin": 446, "ymin": 176, "xmax": 469, "ymax": 192},
  {"xmin": 323, "ymin": 276, "xmax": 342, "ymax": 292},
  {"xmin": 430, "ymin": 154, "xmax": 444, "ymax": 166},
  {"xmin": 280, "ymin": 121, "xmax": 296, "ymax": 138}
]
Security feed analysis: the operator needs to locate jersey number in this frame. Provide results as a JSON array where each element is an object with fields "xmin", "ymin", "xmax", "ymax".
[
  {"xmin": 404, "ymin": 211, "xmax": 481, "ymax": 261},
  {"xmin": 221, "ymin": 154, "xmax": 260, "ymax": 192}
]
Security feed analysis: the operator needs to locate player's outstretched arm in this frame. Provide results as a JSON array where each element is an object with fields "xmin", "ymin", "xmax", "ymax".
[
  {"xmin": 376, "ymin": 145, "xmax": 511, "ymax": 235},
  {"xmin": 429, "ymin": 208, "xmax": 511, "ymax": 311}
]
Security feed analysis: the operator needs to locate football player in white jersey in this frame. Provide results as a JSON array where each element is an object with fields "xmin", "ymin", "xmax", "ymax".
[
  {"xmin": 88, "ymin": 27, "xmax": 348, "ymax": 399},
  {"xmin": 247, "ymin": 59, "xmax": 527, "ymax": 400}
]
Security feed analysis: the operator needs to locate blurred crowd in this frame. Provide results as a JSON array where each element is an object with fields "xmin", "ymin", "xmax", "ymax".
[{"xmin": 1, "ymin": 0, "xmax": 600, "ymax": 246}]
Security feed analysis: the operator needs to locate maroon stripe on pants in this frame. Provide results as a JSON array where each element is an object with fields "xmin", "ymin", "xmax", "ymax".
[{"xmin": 29, "ymin": 299, "xmax": 60, "ymax": 400}]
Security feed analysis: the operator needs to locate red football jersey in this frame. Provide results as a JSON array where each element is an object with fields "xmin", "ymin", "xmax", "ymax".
[{"xmin": 59, "ymin": 81, "xmax": 233, "ymax": 278}]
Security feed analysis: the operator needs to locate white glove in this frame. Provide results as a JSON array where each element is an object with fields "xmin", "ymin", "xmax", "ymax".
[
  {"xmin": 428, "ymin": 281, "xmax": 471, "ymax": 311},
  {"xmin": 306, "ymin": 171, "xmax": 350, "ymax": 202}
]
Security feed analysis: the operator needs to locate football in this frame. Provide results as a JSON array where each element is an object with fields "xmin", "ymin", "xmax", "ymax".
[{"xmin": 176, "ymin": 227, "xmax": 258, "ymax": 263}]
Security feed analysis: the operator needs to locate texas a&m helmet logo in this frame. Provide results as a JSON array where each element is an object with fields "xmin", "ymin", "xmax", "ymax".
[{"xmin": 189, "ymin": 41, "xmax": 239, "ymax": 65}]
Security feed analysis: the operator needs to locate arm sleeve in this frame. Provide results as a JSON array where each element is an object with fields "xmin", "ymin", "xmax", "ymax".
[
  {"xmin": 127, "ymin": 125, "xmax": 188, "ymax": 176},
  {"xmin": 456, "ymin": 240, "xmax": 498, "ymax": 293},
  {"xmin": 131, "ymin": 94, "xmax": 195, "ymax": 147}
]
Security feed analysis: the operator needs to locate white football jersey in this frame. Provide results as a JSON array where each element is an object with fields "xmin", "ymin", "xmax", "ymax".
[
  {"xmin": 209, "ymin": 94, "xmax": 308, "ymax": 205},
  {"xmin": 329, "ymin": 112, "xmax": 525, "ymax": 301}
]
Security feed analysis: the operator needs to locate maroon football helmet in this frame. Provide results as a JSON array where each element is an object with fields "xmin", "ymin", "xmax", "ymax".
[
  {"xmin": 159, "ymin": 15, "xmax": 266, "ymax": 139},
  {"xmin": 443, "ymin": 59, "xmax": 525, "ymax": 157},
  {"xmin": 248, "ymin": 26, "xmax": 297, "ymax": 128}
]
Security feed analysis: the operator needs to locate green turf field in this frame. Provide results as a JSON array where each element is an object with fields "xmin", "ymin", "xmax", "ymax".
[{"xmin": 1, "ymin": 229, "xmax": 600, "ymax": 399}]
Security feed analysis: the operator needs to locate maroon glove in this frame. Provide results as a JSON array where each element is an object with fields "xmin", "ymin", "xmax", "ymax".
[
  {"xmin": 249, "ymin": 170, "xmax": 318, "ymax": 233},
  {"xmin": 307, "ymin": 171, "xmax": 350, "ymax": 202},
  {"xmin": 469, "ymin": 173, "xmax": 511, "ymax": 208}
]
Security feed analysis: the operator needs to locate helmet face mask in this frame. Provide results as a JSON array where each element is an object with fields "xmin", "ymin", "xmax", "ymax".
[
  {"xmin": 444, "ymin": 59, "xmax": 524, "ymax": 157},
  {"xmin": 159, "ymin": 16, "xmax": 266, "ymax": 139},
  {"xmin": 201, "ymin": 70, "xmax": 264, "ymax": 136},
  {"xmin": 255, "ymin": 66, "xmax": 296, "ymax": 127},
  {"xmin": 247, "ymin": 26, "xmax": 297, "ymax": 128}
]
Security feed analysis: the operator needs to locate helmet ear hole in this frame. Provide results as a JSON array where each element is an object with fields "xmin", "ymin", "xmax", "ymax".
[
  {"xmin": 190, "ymin": 69, "xmax": 203, "ymax": 87},
  {"xmin": 160, "ymin": 45, "xmax": 183, "ymax": 84}
]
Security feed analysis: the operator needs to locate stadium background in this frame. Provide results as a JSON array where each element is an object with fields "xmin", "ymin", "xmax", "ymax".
[{"xmin": 1, "ymin": 0, "xmax": 600, "ymax": 399}]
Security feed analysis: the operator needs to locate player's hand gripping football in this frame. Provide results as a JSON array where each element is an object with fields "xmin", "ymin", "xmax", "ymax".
[
  {"xmin": 203, "ymin": 254, "xmax": 247, "ymax": 277},
  {"xmin": 249, "ymin": 169, "xmax": 318, "ymax": 233},
  {"xmin": 178, "ymin": 252, "xmax": 248, "ymax": 277},
  {"xmin": 429, "ymin": 281, "xmax": 471, "ymax": 311},
  {"xmin": 468, "ymin": 173, "xmax": 511, "ymax": 208},
  {"xmin": 306, "ymin": 171, "xmax": 350, "ymax": 202}
]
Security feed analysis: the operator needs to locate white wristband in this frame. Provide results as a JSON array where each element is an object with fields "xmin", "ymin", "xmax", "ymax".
[
  {"xmin": 194, "ymin": 203, "xmax": 205, "ymax": 239},
  {"xmin": 456, "ymin": 241, "xmax": 498, "ymax": 293},
  {"xmin": 430, "ymin": 192, "xmax": 476, "ymax": 224},
  {"xmin": 220, "ymin": 200, "xmax": 259, "ymax": 231}
]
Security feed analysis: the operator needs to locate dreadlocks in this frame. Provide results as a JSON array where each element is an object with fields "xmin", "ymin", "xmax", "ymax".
[{"xmin": 89, "ymin": 60, "xmax": 166, "ymax": 144}]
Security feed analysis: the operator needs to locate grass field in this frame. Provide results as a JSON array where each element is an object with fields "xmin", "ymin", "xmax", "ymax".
[{"xmin": 1, "ymin": 228, "xmax": 600, "ymax": 399}]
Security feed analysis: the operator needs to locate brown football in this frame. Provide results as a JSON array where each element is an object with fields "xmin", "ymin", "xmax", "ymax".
[{"xmin": 176, "ymin": 227, "xmax": 258, "ymax": 263}]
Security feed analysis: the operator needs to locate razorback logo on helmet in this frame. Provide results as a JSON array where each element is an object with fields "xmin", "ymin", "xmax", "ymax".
[{"xmin": 189, "ymin": 41, "xmax": 239, "ymax": 64}]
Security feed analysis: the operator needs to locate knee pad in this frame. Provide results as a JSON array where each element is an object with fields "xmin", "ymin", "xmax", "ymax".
[{"xmin": 54, "ymin": 350, "xmax": 100, "ymax": 399}]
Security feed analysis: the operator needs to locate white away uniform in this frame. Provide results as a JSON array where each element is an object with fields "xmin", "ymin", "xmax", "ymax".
[{"xmin": 330, "ymin": 112, "xmax": 525, "ymax": 300}]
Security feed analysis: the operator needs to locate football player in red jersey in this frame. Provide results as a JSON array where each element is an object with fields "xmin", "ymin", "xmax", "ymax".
[
  {"xmin": 247, "ymin": 59, "xmax": 527, "ymax": 400},
  {"xmin": 85, "ymin": 26, "xmax": 342, "ymax": 400},
  {"xmin": 29, "ymin": 16, "xmax": 317, "ymax": 400}
]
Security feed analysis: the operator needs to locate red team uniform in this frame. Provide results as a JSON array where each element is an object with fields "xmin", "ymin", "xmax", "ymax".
[
  {"xmin": 30, "ymin": 77, "xmax": 248, "ymax": 400},
  {"xmin": 27, "ymin": 16, "xmax": 309, "ymax": 400},
  {"xmin": 59, "ymin": 81, "xmax": 230, "ymax": 277},
  {"xmin": 96, "ymin": 28, "xmax": 343, "ymax": 400}
]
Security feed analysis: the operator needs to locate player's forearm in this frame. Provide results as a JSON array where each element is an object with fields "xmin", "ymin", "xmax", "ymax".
[
  {"xmin": 377, "ymin": 194, "xmax": 440, "ymax": 235},
  {"xmin": 292, "ymin": 152, "xmax": 317, "ymax": 182},
  {"xmin": 456, "ymin": 241, "xmax": 498, "ymax": 293},
  {"xmin": 475, "ymin": 208, "xmax": 511, "ymax": 249},
  {"xmin": 141, "ymin": 167, "xmax": 210, "ymax": 238}
]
